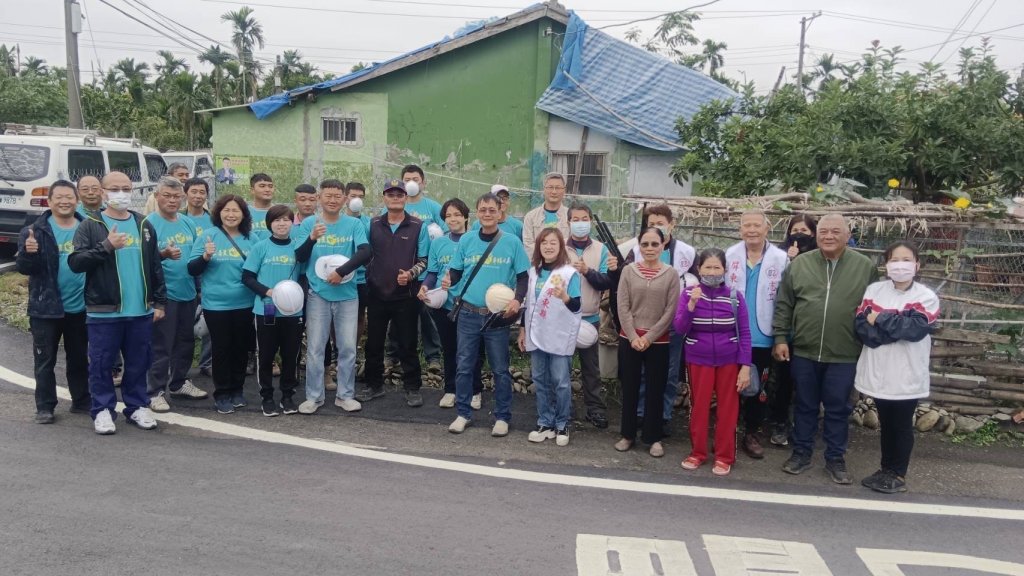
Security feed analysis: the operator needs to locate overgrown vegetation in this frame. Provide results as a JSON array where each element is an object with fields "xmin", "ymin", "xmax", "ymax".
[
  {"xmin": 951, "ymin": 420, "xmax": 1024, "ymax": 448},
  {"xmin": 0, "ymin": 273, "xmax": 29, "ymax": 332}
]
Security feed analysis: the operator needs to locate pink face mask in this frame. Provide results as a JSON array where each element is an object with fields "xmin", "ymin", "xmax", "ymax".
[{"xmin": 886, "ymin": 261, "xmax": 916, "ymax": 282}]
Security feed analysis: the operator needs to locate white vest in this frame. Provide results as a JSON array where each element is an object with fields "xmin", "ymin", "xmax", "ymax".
[
  {"xmin": 525, "ymin": 265, "xmax": 581, "ymax": 357},
  {"xmin": 726, "ymin": 241, "xmax": 788, "ymax": 336}
]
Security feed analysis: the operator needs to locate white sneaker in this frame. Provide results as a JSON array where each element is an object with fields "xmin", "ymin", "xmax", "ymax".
[
  {"xmin": 334, "ymin": 397, "xmax": 362, "ymax": 412},
  {"xmin": 170, "ymin": 380, "xmax": 208, "ymax": 399},
  {"xmin": 556, "ymin": 428, "xmax": 570, "ymax": 447},
  {"xmin": 298, "ymin": 399, "xmax": 324, "ymax": 415},
  {"xmin": 149, "ymin": 395, "xmax": 170, "ymax": 413},
  {"xmin": 439, "ymin": 393, "xmax": 456, "ymax": 408},
  {"xmin": 471, "ymin": 393, "xmax": 482, "ymax": 410},
  {"xmin": 448, "ymin": 416, "xmax": 471, "ymax": 434},
  {"xmin": 491, "ymin": 420, "xmax": 509, "ymax": 437},
  {"xmin": 528, "ymin": 426, "xmax": 556, "ymax": 443},
  {"xmin": 93, "ymin": 410, "xmax": 116, "ymax": 435},
  {"xmin": 129, "ymin": 407, "xmax": 158, "ymax": 430}
]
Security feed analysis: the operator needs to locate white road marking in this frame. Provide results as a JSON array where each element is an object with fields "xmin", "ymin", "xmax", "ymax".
[
  {"xmin": 857, "ymin": 548, "xmax": 1024, "ymax": 576},
  {"xmin": 576, "ymin": 534, "xmax": 697, "ymax": 575},
  {"xmin": 3, "ymin": 363, "xmax": 1024, "ymax": 522},
  {"xmin": 704, "ymin": 535, "xmax": 833, "ymax": 575},
  {"xmin": 0, "ymin": 262, "xmax": 17, "ymax": 273}
]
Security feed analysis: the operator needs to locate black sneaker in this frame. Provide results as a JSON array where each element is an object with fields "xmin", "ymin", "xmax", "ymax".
[
  {"xmin": 770, "ymin": 422, "xmax": 790, "ymax": 447},
  {"xmin": 825, "ymin": 458, "xmax": 852, "ymax": 485},
  {"xmin": 585, "ymin": 412, "xmax": 609, "ymax": 429},
  {"xmin": 34, "ymin": 411, "xmax": 55, "ymax": 424},
  {"xmin": 280, "ymin": 397, "xmax": 298, "ymax": 415},
  {"xmin": 231, "ymin": 392, "xmax": 247, "ymax": 408},
  {"xmin": 261, "ymin": 400, "xmax": 280, "ymax": 417},
  {"xmin": 782, "ymin": 453, "xmax": 812, "ymax": 475},
  {"xmin": 69, "ymin": 404, "xmax": 91, "ymax": 414},
  {"xmin": 405, "ymin": 390, "xmax": 424, "ymax": 408},
  {"xmin": 355, "ymin": 387, "xmax": 385, "ymax": 402},
  {"xmin": 214, "ymin": 398, "xmax": 235, "ymax": 414},
  {"xmin": 871, "ymin": 471, "xmax": 908, "ymax": 494},
  {"xmin": 860, "ymin": 469, "xmax": 888, "ymax": 490}
]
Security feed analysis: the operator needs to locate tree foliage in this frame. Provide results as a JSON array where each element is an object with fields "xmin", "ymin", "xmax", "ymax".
[{"xmin": 672, "ymin": 41, "xmax": 1024, "ymax": 201}]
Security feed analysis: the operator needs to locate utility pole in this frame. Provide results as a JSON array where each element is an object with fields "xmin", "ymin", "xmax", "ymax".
[
  {"xmin": 796, "ymin": 11, "xmax": 822, "ymax": 96},
  {"xmin": 64, "ymin": 0, "xmax": 84, "ymax": 128}
]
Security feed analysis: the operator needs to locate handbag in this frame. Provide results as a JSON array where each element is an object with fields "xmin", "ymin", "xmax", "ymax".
[
  {"xmin": 729, "ymin": 287, "xmax": 763, "ymax": 398},
  {"xmin": 447, "ymin": 231, "xmax": 502, "ymax": 322}
]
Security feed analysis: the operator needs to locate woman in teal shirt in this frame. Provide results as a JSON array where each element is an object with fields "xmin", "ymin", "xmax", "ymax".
[{"xmin": 188, "ymin": 194, "xmax": 255, "ymax": 415}]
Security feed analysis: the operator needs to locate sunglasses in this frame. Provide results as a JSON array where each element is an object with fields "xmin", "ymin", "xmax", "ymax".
[{"xmin": 639, "ymin": 241, "xmax": 662, "ymax": 248}]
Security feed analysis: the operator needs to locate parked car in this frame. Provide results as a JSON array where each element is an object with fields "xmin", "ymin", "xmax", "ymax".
[
  {"xmin": 163, "ymin": 150, "xmax": 216, "ymax": 198},
  {"xmin": 0, "ymin": 126, "xmax": 166, "ymax": 254}
]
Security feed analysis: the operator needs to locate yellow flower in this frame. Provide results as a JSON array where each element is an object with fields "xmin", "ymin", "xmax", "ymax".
[
  {"xmin": 887, "ymin": 178, "xmax": 900, "ymax": 188},
  {"xmin": 816, "ymin": 184, "xmax": 824, "ymax": 193},
  {"xmin": 954, "ymin": 197, "xmax": 971, "ymax": 209}
]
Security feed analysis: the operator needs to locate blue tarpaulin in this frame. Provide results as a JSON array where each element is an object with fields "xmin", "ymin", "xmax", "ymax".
[{"xmin": 536, "ymin": 12, "xmax": 737, "ymax": 151}]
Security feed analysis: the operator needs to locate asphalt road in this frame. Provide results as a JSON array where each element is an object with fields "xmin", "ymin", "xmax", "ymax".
[{"xmin": 1, "ymin": 321, "xmax": 1023, "ymax": 575}]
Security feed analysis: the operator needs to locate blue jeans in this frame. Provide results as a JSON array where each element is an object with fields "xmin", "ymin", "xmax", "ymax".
[
  {"xmin": 455, "ymin": 309, "xmax": 512, "ymax": 421},
  {"xmin": 790, "ymin": 356, "xmax": 857, "ymax": 461},
  {"xmin": 87, "ymin": 315, "xmax": 152, "ymax": 419},
  {"xmin": 530, "ymin": 350, "xmax": 572, "ymax": 430},
  {"xmin": 305, "ymin": 292, "xmax": 358, "ymax": 403},
  {"xmin": 639, "ymin": 330, "xmax": 684, "ymax": 422}
]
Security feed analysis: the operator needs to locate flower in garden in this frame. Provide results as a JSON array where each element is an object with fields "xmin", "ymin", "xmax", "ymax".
[
  {"xmin": 887, "ymin": 178, "xmax": 900, "ymax": 188},
  {"xmin": 816, "ymin": 184, "xmax": 824, "ymax": 193},
  {"xmin": 954, "ymin": 197, "xmax": 971, "ymax": 209}
]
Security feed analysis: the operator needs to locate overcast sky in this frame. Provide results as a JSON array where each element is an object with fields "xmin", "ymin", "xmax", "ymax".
[{"xmin": 4, "ymin": 0, "xmax": 1023, "ymax": 93}]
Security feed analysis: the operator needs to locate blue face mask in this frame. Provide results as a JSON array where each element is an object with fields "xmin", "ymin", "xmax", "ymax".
[{"xmin": 570, "ymin": 221, "xmax": 591, "ymax": 238}]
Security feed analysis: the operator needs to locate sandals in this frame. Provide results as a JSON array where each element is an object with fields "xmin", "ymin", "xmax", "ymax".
[
  {"xmin": 712, "ymin": 461, "xmax": 732, "ymax": 476},
  {"xmin": 680, "ymin": 456, "xmax": 702, "ymax": 470},
  {"xmin": 614, "ymin": 438, "xmax": 634, "ymax": 452}
]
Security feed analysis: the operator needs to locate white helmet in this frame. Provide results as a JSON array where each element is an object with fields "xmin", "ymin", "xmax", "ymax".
[
  {"xmin": 271, "ymin": 280, "xmax": 305, "ymax": 315},
  {"xmin": 484, "ymin": 284, "xmax": 515, "ymax": 313}
]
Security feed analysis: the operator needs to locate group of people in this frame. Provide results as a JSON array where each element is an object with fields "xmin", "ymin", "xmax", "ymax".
[{"xmin": 19, "ymin": 164, "xmax": 939, "ymax": 494}]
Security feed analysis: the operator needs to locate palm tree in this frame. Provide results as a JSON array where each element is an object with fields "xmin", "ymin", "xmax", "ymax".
[
  {"xmin": 221, "ymin": 6, "xmax": 265, "ymax": 102},
  {"xmin": 113, "ymin": 58, "xmax": 149, "ymax": 104},
  {"xmin": 221, "ymin": 60, "xmax": 243, "ymax": 103},
  {"xmin": 0, "ymin": 45, "xmax": 16, "ymax": 77},
  {"xmin": 154, "ymin": 50, "xmax": 188, "ymax": 89},
  {"xmin": 199, "ymin": 45, "xmax": 233, "ymax": 105},
  {"xmin": 20, "ymin": 56, "xmax": 48, "ymax": 77},
  {"xmin": 811, "ymin": 53, "xmax": 840, "ymax": 91},
  {"xmin": 700, "ymin": 40, "xmax": 727, "ymax": 75},
  {"xmin": 165, "ymin": 72, "xmax": 212, "ymax": 148}
]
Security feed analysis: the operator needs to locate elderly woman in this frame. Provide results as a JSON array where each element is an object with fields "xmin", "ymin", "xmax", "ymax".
[{"xmin": 614, "ymin": 227, "xmax": 680, "ymax": 458}]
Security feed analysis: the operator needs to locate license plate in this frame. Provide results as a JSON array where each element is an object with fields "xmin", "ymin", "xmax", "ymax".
[{"xmin": 0, "ymin": 195, "xmax": 18, "ymax": 205}]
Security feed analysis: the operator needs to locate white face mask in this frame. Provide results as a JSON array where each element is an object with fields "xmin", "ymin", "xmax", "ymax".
[
  {"xmin": 106, "ymin": 191, "xmax": 132, "ymax": 211},
  {"xmin": 405, "ymin": 181, "xmax": 421, "ymax": 197},
  {"xmin": 347, "ymin": 197, "xmax": 363, "ymax": 214},
  {"xmin": 570, "ymin": 221, "xmax": 591, "ymax": 238},
  {"xmin": 886, "ymin": 261, "xmax": 916, "ymax": 282}
]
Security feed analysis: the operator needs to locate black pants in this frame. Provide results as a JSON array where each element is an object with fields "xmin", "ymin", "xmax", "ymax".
[
  {"xmin": 875, "ymin": 398, "xmax": 918, "ymax": 477},
  {"xmin": 769, "ymin": 355, "xmax": 795, "ymax": 425},
  {"xmin": 619, "ymin": 337, "xmax": 669, "ymax": 445},
  {"xmin": 577, "ymin": 320, "xmax": 606, "ymax": 417},
  {"xmin": 741, "ymin": 346, "xmax": 773, "ymax": 432},
  {"xmin": 204, "ymin": 308, "xmax": 254, "ymax": 400},
  {"xmin": 148, "ymin": 298, "xmax": 198, "ymax": 397},
  {"xmin": 365, "ymin": 296, "xmax": 422, "ymax": 392},
  {"xmin": 256, "ymin": 315, "xmax": 302, "ymax": 401},
  {"xmin": 429, "ymin": 307, "xmax": 482, "ymax": 395},
  {"xmin": 30, "ymin": 313, "xmax": 89, "ymax": 413}
]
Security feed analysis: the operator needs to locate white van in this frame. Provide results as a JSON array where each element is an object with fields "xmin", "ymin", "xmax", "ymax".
[
  {"xmin": 163, "ymin": 150, "xmax": 216, "ymax": 198},
  {"xmin": 0, "ymin": 127, "xmax": 166, "ymax": 251}
]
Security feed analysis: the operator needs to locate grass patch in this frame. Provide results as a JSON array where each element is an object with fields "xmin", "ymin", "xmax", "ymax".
[
  {"xmin": 0, "ymin": 272, "xmax": 29, "ymax": 331},
  {"xmin": 951, "ymin": 420, "xmax": 1024, "ymax": 448}
]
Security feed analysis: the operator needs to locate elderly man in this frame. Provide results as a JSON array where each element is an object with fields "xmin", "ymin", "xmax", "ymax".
[
  {"xmin": 522, "ymin": 172, "xmax": 570, "ymax": 254},
  {"xmin": 726, "ymin": 210, "xmax": 789, "ymax": 459},
  {"xmin": 76, "ymin": 175, "xmax": 104, "ymax": 217},
  {"xmin": 69, "ymin": 171, "xmax": 167, "ymax": 435},
  {"xmin": 772, "ymin": 213, "xmax": 877, "ymax": 484}
]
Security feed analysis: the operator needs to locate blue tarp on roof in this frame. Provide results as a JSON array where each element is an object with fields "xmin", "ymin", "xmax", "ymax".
[{"xmin": 536, "ymin": 13, "xmax": 737, "ymax": 152}]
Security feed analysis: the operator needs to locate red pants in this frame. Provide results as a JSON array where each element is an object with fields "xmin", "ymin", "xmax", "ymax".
[{"xmin": 688, "ymin": 363, "xmax": 740, "ymax": 466}]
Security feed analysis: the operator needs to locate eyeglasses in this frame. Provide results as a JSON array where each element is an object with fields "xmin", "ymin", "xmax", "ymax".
[
  {"xmin": 78, "ymin": 186, "xmax": 101, "ymax": 192},
  {"xmin": 543, "ymin": 185, "xmax": 566, "ymax": 191},
  {"xmin": 639, "ymin": 241, "xmax": 662, "ymax": 248},
  {"xmin": 103, "ymin": 187, "xmax": 133, "ymax": 193},
  {"xmin": 477, "ymin": 208, "xmax": 499, "ymax": 214}
]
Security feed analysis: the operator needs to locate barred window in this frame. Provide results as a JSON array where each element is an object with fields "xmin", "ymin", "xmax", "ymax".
[{"xmin": 322, "ymin": 117, "xmax": 358, "ymax": 144}]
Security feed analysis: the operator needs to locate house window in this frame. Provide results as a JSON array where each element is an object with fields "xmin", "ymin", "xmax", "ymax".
[
  {"xmin": 550, "ymin": 152, "xmax": 607, "ymax": 196},
  {"xmin": 322, "ymin": 117, "xmax": 358, "ymax": 144}
]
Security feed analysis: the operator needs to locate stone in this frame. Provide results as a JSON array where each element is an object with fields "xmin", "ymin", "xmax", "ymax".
[
  {"xmin": 955, "ymin": 415, "xmax": 984, "ymax": 434},
  {"xmin": 936, "ymin": 415, "xmax": 951, "ymax": 432},
  {"xmin": 938, "ymin": 409, "xmax": 948, "ymax": 416},
  {"xmin": 915, "ymin": 410, "xmax": 940, "ymax": 432},
  {"xmin": 944, "ymin": 418, "xmax": 956, "ymax": 436},
  {"xmin": 863, "ymin": 409, "xmax": 880, "ymax": 430},
  {"xmin": 850, "ymin": 411, "xmax": 864, "ymax": 426},
  {"xmin": 993, "ymin": 413, "xmax": 1012, "ymax": 422}
]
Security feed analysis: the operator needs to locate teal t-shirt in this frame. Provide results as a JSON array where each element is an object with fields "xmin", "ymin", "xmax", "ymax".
[
  {"xmin": 746, "ymin": 261, "xmax": 773, "ymax": 348},
  {"xmin": 573, "ymin": 242, "xmax": 608, "ymax": 324},
  {"xmin": 427, "ymin": 233, "xmax": 462, "ymax": 310},
  {"xmin": 75, "ymin": 204, "xmax": 100, "ymax": 219},
  {"xmin": 352, "ymin": 213, "xmax": 371, "ymax": 285},
  {"xmin": 89, "ymin": 213, "xmax": 148, "ymax": 320},
  {"xmin": 249, "ymin": 206, "xmax": 270, "ymax": 241},
  {"xmin": 295, "ymin": 214, "xmax": 368, "ymax": 302},
  {"xmin": 533, "ymin": 266, "xmax": 582, "ymax": 299},
  {"xmin": 188, "ymin": 228, "xmax": 254, "ymax": 311},
  {"xmin": 184, "ymin": 210, "xmax": 213, "ymax": 239},
  {"xmin": 242, "ymin": 237, "xmax": 302, "ymax": 317},
  {"xmin": 146, "ymin": 213, "xmax": 197, "ymax": 303},
  {"xmin": 448, "ymin": 230, "xmax": 530, "ymax": 308},
  {"xmin": 471, "ymin": 217, "xmax": 523, "ymax": 240},
  {"xmin": 542, "ymin": 209, "xmax": 560, "ymax": 227},
  {"xmin": 48, "ymin": 216, "xmax": 85, "ymax": 314}
]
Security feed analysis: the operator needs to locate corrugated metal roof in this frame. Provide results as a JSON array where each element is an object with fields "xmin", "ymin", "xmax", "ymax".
[{"xmin": 536, "ymin": 12, "xmax": 737, "ymax": 152}]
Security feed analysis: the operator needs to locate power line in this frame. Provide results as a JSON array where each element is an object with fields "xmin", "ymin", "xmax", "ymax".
[
  {"xmin": 81, "ymin": 0, "xmax": 103, "ymax": 70},
  {"xmin": 596, "ymin": 0, "xmax": 721, "ymax": 30},
  {"xmin": 929, "ymin": 0, "xmax": 984, "ymax": 62},
  {"xmin": 95, "ymin": 0, "xmax": 212, "ymax": 55},
  {"xmin": 822, "ymin": 10, "xmax": 1023, "ymax": 41},
  {"xmin": 939, "ymin": 0, "xmax": 998, "ymax": 65}
]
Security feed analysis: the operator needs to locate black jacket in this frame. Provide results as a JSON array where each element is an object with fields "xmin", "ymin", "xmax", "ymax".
[
  {"xmin": 366, "ymin": 212, "xmax": 427, "ymax": 301},
  {"xmin": 15, "ymin": 211, "xmax": 85, "ymax": 319},
  {"xmin": 68, "ymin": 210, "xmax": 167, "ymax": 314}
]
